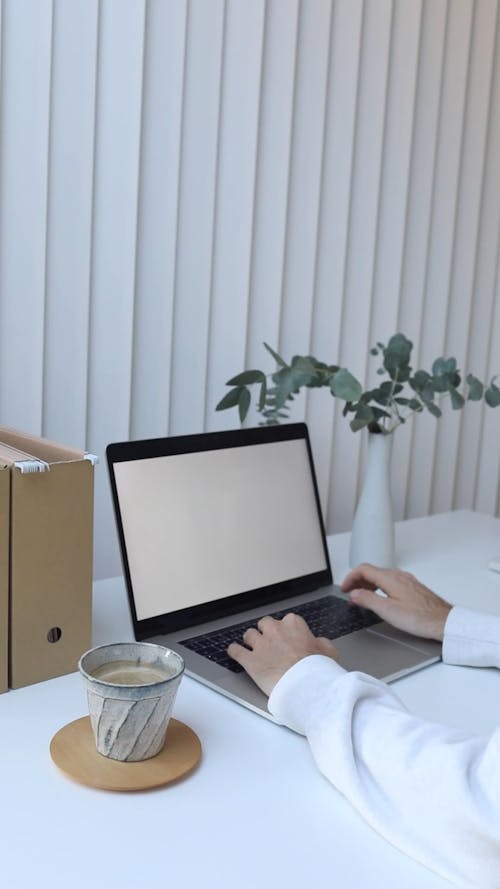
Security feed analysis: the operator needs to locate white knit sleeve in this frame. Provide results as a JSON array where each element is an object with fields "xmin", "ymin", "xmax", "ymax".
[
  {"xmin": 443, "ymin": 606, "xmax": 500, "ymax": 668},
  {"xmin": 268, "ymin": 655, "xmax": 500, "ymax": 888}
]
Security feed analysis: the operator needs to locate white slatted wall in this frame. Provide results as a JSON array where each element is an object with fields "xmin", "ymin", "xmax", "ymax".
[{"xmin": 0, "ymin": 0, "xmax": 498, "ymax": 579}]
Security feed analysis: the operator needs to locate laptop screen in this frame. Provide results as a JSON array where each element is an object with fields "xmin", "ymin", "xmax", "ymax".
[{"xmin": 107, "ymin": 424, "xmax": 332, "ymax": 637}]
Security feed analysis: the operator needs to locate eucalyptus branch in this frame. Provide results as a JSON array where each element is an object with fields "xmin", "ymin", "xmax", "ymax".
[{"xmin": 216, "ymin": 334, "xmax": 500, "ymax": 434}]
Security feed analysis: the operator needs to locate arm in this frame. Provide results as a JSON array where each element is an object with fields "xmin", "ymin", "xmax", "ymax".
[
  {"xmin": 228, "ymin": 568, "xmax": 500, "ymax": 887},
  {"xmin": 269, "ymin": 655, "xmax": 500, "ymax": 889}
]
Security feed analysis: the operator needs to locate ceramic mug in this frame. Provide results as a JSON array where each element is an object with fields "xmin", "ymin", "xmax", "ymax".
[{"xmin": 78, "ymin": 641, "xmax": 184, "ymax": 762}]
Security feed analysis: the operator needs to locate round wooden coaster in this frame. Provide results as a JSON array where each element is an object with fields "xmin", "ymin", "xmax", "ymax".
[{"xmin": 50, "ymin": 716, "xmax": 201, "ymax": 792}]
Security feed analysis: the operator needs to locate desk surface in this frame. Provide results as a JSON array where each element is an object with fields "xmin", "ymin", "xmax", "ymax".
[{"xmin": 1, "ymin": 510, "xmax": 499, "ymax": 889}]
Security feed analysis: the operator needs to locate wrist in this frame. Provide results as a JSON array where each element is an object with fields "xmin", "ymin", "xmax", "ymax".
[{"xmin": 434, "ymin": 603, "xmax": 453, "ymax": 641}]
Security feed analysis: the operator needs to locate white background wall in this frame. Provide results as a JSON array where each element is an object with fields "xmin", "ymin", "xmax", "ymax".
[{"xmin": 0, "ymin": 0, "xmax": 498, "ymax": 580}]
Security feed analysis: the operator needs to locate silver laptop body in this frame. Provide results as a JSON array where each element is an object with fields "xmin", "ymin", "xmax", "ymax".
[{"xmin": 106, "ymin": 423, "xmax": 441, "ymax": 721}]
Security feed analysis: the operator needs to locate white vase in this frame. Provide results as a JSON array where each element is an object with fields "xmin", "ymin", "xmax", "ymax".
[{"xmin": 349, "ymin": 432, "xmax": 395, "ymax": 569}]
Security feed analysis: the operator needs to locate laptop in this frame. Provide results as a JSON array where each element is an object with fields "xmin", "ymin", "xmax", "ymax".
[{"xmin": 106, "ymin": 423, "xmax": 441, "ymax": 721}]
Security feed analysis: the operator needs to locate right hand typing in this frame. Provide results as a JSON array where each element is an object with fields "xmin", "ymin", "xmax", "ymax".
[{"xmin": 341, "ymin": 564, "xmax": 452, "ymax": 641}]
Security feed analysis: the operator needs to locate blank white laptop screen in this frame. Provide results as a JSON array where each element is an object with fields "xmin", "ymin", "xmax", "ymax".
[{"xmin": 113, "ymin": 438, "xmax": 328, "ymax": 621}]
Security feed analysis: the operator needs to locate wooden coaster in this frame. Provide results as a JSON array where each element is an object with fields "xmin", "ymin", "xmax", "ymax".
[{"xmin": 50, "ymin": 716, "xmax": 201, "ymax": 792}]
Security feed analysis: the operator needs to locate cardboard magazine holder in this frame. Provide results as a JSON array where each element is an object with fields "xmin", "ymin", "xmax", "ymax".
[
  {"xmin": 0, "ymin": 467, "xmax": 9, "ymax": 692},
  {"xmin": 0, "ymin": 427, "xmax": 96, "ymax": 691}
]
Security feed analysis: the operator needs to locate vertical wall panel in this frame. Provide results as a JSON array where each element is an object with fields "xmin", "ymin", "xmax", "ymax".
[
  {"xmin": 278, "ymin": 0, "xmax": 332, "ymax": 379},
  {"xmin": 431, "ymin": 0, "xmax": 498, "ymax": 515},
  {"xmin": 455, "ymin": 2, "xmax": 500, "ymax": 511},
  {"xmin": 0, "ymin": 0, "xmax": 498, "ymax": 578},
  {"xmin": 370, "ymin": 1, "xmax": 422, "ymax": 334},
  {"xmin": 130, "ymin": 0, "xmax": 187, "ymax": 439},
  {"xmin": 206, "ymin": 0, "xmax": 265, "ymax": 431},
  {"xmin": 245, "ymin": 0, "xmax": 299, "ymax": 395},
  {"xmin": 398, "ymin": 0, "xmax": 448, "ymax": 516},
  {"xmin": 168, "ymin": 0, "xmax": 225, "ymax": 435},
  {"xmin": 43, "ymin": 0, "xmax": 98, "ymax": 446},
  {"xmin": 308, "ymin": 0, "xmax": 363, "ymax": 517},
  {"xmin": 475, "ymin": 236, "xmax": 500, "ymax": 514},
  {"xmin": 87, "ymin": 0, "xmax": 146, "ymax": 578},
  {"xmin": 406, "ymin": 0, "xmax": 474, "ymax": 518},
  {"xmin": 0, "ymin": 0, "xmax": 52, "ymax": 432}
]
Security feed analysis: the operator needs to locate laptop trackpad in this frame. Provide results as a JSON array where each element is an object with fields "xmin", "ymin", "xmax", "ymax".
[{"xmin": 334, "ymin": 629, "xmax": 438, "ymax": 680}]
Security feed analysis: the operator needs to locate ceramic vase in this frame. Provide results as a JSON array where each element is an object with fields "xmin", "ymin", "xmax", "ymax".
[{"xmin": 349, "ymin": 431, "xmax": 395, "ymax": 569}]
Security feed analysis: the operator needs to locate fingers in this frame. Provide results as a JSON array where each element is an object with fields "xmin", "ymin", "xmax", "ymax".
[
  {"xmin": 227, "ymin": 639, "xmax": 252, "ymax": 668},
  {"xmin": 227, "ymin": 611, "xmax": 314, "ymax": 668},
  {"xmin": 348, "ymin": 586, "xmax": 391, "ymax": 619},
  {"xmin": 341, "ymin": 562, "xmax": 388, "ymax": 593},
  {"xmin": 281, "ymin": 611, "xmax": 310, "ymax": 631},
  {"xmin": 257, "ymin": 615, "xmax": 278, "ymax": 633},
  {"xmin": 243, "ymin": 626, "xmax": 261, "ymax": 648},
  {"xmin": 227, "ymin": 618, "xmax": 273, "ymax": 665},
  {"xmin": 316, "ymin": 636, "xmax": 340, "ymax": 659}
]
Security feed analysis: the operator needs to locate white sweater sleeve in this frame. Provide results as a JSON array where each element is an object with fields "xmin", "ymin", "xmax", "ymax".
[
  {"xmin": 268, "ymin": 608, "xmax": 500, "ymax": 888},
  {"xmin": 443, "ymin": 606, "xmax": 500, "ymax": 668}
]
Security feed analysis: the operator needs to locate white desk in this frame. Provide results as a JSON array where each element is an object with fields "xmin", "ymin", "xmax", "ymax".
[{"xmin": 1, "ymin": 510, "xmax": 499, "ymax": 889}]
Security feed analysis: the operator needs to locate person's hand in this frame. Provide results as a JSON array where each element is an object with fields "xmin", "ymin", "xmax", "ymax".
[
  {"xmin": 341, "ymin": 564, "xmax": 452, "ymax": 641},
  {"xmin": 227, "ymin": 613, "xmax": 340, "ymax": 696}
]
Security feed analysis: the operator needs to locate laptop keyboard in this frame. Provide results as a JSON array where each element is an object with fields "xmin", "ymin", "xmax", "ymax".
[{"xmin": 180, "ymin": 596, "xmax": 382, "ymax": 673}]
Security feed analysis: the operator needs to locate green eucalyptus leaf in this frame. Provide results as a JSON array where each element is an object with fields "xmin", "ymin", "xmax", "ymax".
[
  {"xmin": 425, "ymin": 401, "xmax": 442, "ymax": 418},
  {"xmin": 408, "ymin": 398, "xmax": 423, "ymax": 411},
  {"xmin": 238, "ymin": 387, "xmax": 251, "ymax": 423},
  {"xmin": 306, "ymin": 356, "xmax": 331, "ymax": 374},
  {"xmin": 377, "ymin": 381, "xmax": 403, "ymax": 400},
  {"xmin": 350, "ymin": 417, "xmax": 369, "ymax": 432},
  {"xmin": 432, "ymin": 357, "xmax": 457, "ymax": 377},
  {"xmin": 359, "ymin": 388, "xmax": 376, "ymax": 403},
  {"xmin": 370, "ymin": 390, "xmax": 389, "ymax": 406},
  {"xmin": 216, "ymin": 387, "xmax": 246, "ymax": 411},
  {"xmin": 466, "ymin": 374, "xmax": 484, "ymax": 401},
  {"xmin": 378, "ymin": 381, "xmax": 392, "ymax": 396},
  {"xmin": 432, "ymin": 373, "xmax": 451, "ymax": 393},
  {"xmin": 227, "ymin": 370, "xmax": 266, "ymax": 386},
  {"xmin": 330, "ymin": 368, "xmax": 363, "ymax": 401},
  {"xmin": 410, "ymin": 370, "xmax": 431, "ymax": 392},
  {"xmin": 421, "ymin": 382, "xmax": 436, "ymax": 403},
  {"xmin": 371, "ymin": 407, "xmax": 391, "ymax": 420},
  {"xmin": 272, "ymin": 363, "xmax": 314, "ymax": 408},
  {"xmin": 398, "ymin": 364, "xmax": 412, "ymax": 382},
  {"xmin": 291, "ymin": 355, "xmax": 318, "ymax": 376},
  {"xmin": 349, "ymin": 404, "xmax": 375, "ymax": 432},
  {"xmin": 485, "ymin": 382, "xmax": 500, "ymax": 407},
  {"xmin": 258, "ymin": 379, "xmax": 267, "ymax": 411},
  {"xmin": 450, "ymin": 388, "xmax": 465, "ymax": 410},
  {"xmin": 383, "ymin": 333, "xmax": 413, "ymax": 374},
  {"xmin": 263, "ymin": 342, "xmax": 288, "ymax": 368}
]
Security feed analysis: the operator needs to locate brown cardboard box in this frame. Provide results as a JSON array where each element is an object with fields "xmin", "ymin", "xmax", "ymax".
[
  {"xmin": 0, "ymin": 466, "xmax": 9, "ymax": 693},
  {"xmin": 0, "ymin": 428, "xmax": 95, "ymax": 690}
]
